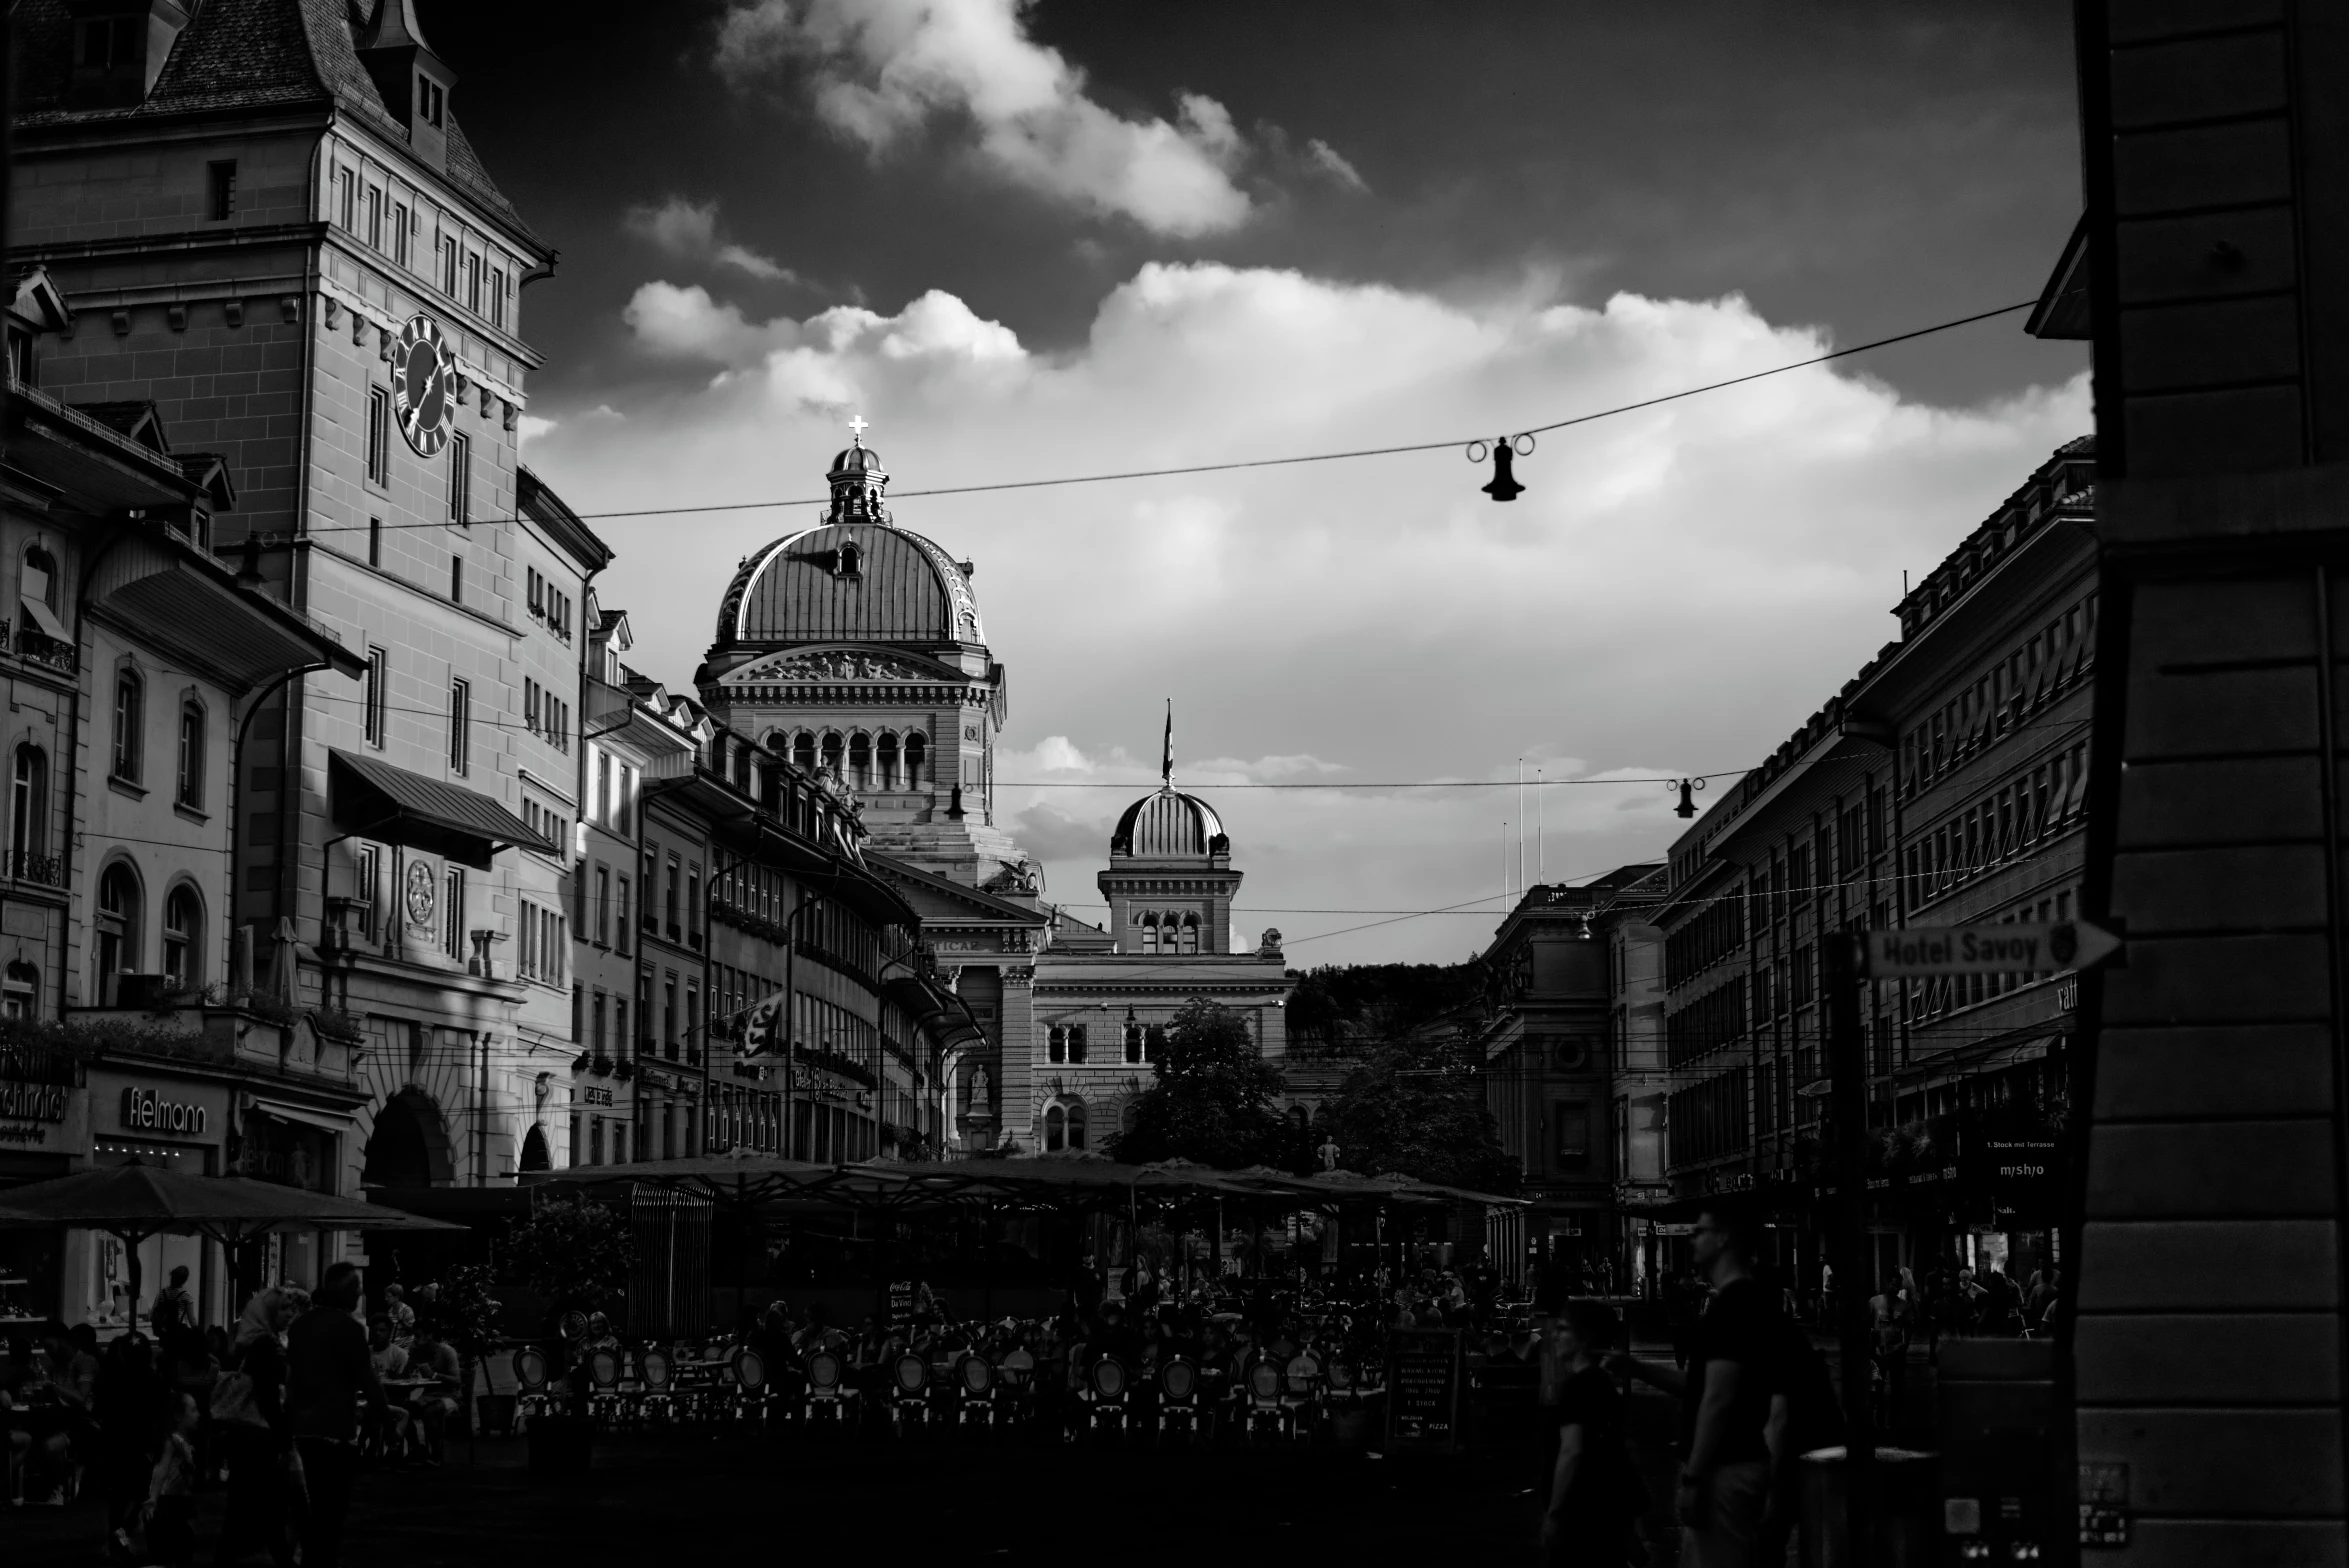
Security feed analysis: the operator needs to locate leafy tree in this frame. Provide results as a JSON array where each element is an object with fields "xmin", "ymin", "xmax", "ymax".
[
  {"xmin": 1318, "ymin": 1029, "xmax": 1520, "ymax": 1195},
  {"xmin": 504, "ymin": 1197, "xmax": 635, "ymax": 1315},
  {"xmin": 1106, "ymin": 999, "xmax": 1288, "ymax": 1169},
  {"xmin": 1284, "ymin": 963, "xmax": 1487, "ymax": 1057}
]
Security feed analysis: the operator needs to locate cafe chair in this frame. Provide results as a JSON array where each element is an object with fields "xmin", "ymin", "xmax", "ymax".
[
  {"xmin": 586, "ymin": 1348, "xmax": 631, "ymax": 1431},
  {"xmin": 513, "ymin": 1347, "xmax": 555, "ymax": 1428},
  {"xmin": 888, "ymin": 1351, "xmax": 935, "ymax": 1436},
  {"xmin": 730, "ymin": 1347, "xmax": 772, "ymax": 1426},
  {"xmin": 804, "ymin": 1348, "xmax": 857, "ymax": 1428},
  {"xmin": 1155, "ymin": 1356, "xmax": 1202, "ymax": 1442},
  {"xmin": 996, "ymin": 1346, "xmax": 1037, "ymax": 1427},
  {"xmin": 1281, "ymin": 1352, "xmax": 1324, "ymax": 1440},
  {"xmin": 953, "ymin": 1352, "xmax": 998, "ymax": 1428},
  {"xmin": 1080, "ymin": 1355, "xmax": 1132, "ymax": 1438},
  {"xmin": 638, "ymin": 1347, "xmax": 677, "ymax": 1427},
  {"xmin": 1242, "ymin": 1358, "xmax": 1288, "ymax": 1442}
]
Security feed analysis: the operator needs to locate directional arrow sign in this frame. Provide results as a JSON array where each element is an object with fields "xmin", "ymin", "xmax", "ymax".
[{"xmin": 1863, "ymin": 920, "xmax": 2123, "ymax": 979}]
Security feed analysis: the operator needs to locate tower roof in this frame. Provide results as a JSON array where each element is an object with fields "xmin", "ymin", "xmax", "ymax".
[
  {"xmin": 1111, "ymin": 789, "xmax": 1228, "ymax": 860},
  {"xmin": 713, "ymin": 521, "xmax": 985, "ymax": 648}
]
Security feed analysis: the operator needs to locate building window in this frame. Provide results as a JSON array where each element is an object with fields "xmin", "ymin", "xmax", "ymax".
[
  {"xmin": 355, "ymin": 844, "xmax": 379, "ymax": 941},
  {"xmin": 1048, "ymin": 1026, "xmax": 1065, "ymax": 1065},
  {"xmin": 11, "ymin": 743, "xmax": 47, "ymax": 873},
  {"xmin": 1178, "ymin": 915, "xmax": 1199, "ymax": 955},
  {"xmin": 594, "ymin": 865, "xmax": 611, "ymax": 947},
  {"xmin": 877, "ymin": 732, "xmax": 899, "ymax": 790},
  {"xmin": 366, "ymin": 185, "xmax": 384, "ymax": 251},
  {"xmin": 96, "ymin": 861, "xmax": 140, "ymax": 999},
  {"xmin": 449, "ymin": 551, "xmax": 464, "ymax": 605},
  {"xmin": 206, "ymin": 161, "xmax": 236, "ymax": 222},
  {"xmin": 417, "ymin": 74, "xmax": 445, "ymax": 127},
  {"xmin": 176, "ymin": 699, "xmax": 205, "ymax": 808},
  {"xmin": 1144, "ymin": 1026, "xmax": 1166, "ymax": 1064},
  {"xmin": 1044, "ymin": 1105, "xmax": 1064, "ymax": 1152},
  {"xmin": 111, "ymin": 669, "xmax": 143, "ymax": 782},
  {"xmin": 367, "ymin": 515, "xmax": 383, "ymax": 566},
  {"xmin": 1553, "ymin": 1100, "xmax": 1591, "ymax": 1168},
  {"xmin": 664, "ymin": 974, "xmax": 678, "ymax": 1060},
  {"xmin": 449, "ymin": 432, "xmax": 471, "ymax": 525},
  {"xmin": 448, "ymin": 678, "xmax": 470, "ymax": 775},
  {"xmin": 336, "ymin": 167, "xmax": 355, "ymax": 231},
  {"xmin": 438, "ymin": 231, "xmax": 458, "ymax": 297},
  {"xmin": 365, "ymin": 647, "xmax": 388, "ymax": 747},
  {"xmin": 848, "ymin": 732, "xmax": 871, "ymax": 788},
  {"xmin": 1124, "ymin": 1023, "xmax": 1143, "ymax": 1065},
  {"xmin": 904, "ymin": 732, "xmax": 926, "ymax": 789},
  {"xmin": 443, "ymin": 867, "xmax": 465, "ymax": 958},
  {"xmin": 793, "ymin": 733, "xmax": 817, "ymax": 773},
  {"xmin": 366, "ymin": 387, "xmax": 389, "ymax": 485},
  {"xmin": 615, "ymin": 876, "xmax": 630, "ymax": 955},
  {"xmin": 491, "ymin": 269, "xmax": 508, "ymax": 330},
  {"xmin": 3, "ymin": 961, "xmax": 36, "ymax": 1019},
  {"xmin": 162, "ymin": 885, "xmax": 202, "ymax": 989},
  {"xmin": 393, "ymin": 202, "xmax": 411, "ymax": 268},
  {"xmin": 465, "ymin": 252, "xmax": 482, "ymax": 315}
]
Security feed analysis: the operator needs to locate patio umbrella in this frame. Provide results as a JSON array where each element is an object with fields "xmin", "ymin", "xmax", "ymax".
[{"xmin": 0, "ymin": 1162, "xmax": 464, "ymax": 1331}]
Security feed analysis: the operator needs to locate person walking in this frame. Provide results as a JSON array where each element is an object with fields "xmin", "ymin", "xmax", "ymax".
[
  {"xmin": 1868, "ymin": 1273, "xmax": 1913, "ymax": 1434},
  {"xmin": 283, "ymin": 1265, "xmax": 388, "ymax": 1568},
  {"xmin": 1620, "ymin": 1199, "xmax": 1784, "ymax": 1568},
  {"xmin": 150, "ymin": 1266, "xmax": 197, "ymax": 1340},
  {"xmin": 211, "ymin": 1287, "xmax": 298, "ymax": 1568},
  {"xmin": 1537, "ymin": 1299, "xmax": 1644, "ymax": 1567}
]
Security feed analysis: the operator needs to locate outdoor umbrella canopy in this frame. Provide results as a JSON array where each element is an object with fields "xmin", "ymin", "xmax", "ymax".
[{"xmin": 0, "ymin": 1161, "xmax": 465, "ymax": 1329}]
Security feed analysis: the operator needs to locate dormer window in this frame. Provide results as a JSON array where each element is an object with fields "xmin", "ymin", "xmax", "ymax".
[
  {"xmin": 417, "ymin": 75, "xmax": 446, "ymax": 127},
  {"xmin": 834, "ymin": 541, "xmax": 862, "ymax": 578},
  {"xmin": 76, "ymin": 17, "xmax": 139, "ymax": 69}
]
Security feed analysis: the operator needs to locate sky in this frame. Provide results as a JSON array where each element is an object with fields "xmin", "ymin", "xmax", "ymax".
[{"xmin": 420, "ymin": 0, "xmax": 2090, "ymax": 965}]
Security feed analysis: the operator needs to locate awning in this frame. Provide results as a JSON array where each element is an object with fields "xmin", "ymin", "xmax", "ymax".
[
  {"xmin": 19, "ymin": 596, "xmax": 68, "ymax": 645},
  {"xmin": 245, "ymin": 1099, "xmax": 353, "ymax": 1136},
  {"xmin": 330, "ymin": 750, "xmax": 555, "ymax": 870}
]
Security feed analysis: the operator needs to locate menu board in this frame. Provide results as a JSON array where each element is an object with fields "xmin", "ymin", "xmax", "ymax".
[
  {"xmin": 1384, "ymin": 1329, "xmax": 1463, "ymax": 1456},
  {"xmin": 884, "ymin": 1280, "xmax": 916, "ymax": 1329}
]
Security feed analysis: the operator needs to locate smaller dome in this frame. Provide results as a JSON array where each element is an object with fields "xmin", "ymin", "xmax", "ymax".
[
  {"xmin": 830, "ymin": 444, "xmax": 885, "ymax": 476},
  {"xmin": 1112, "ymin": 788, "xmax": 1229, "ymax": 860}
]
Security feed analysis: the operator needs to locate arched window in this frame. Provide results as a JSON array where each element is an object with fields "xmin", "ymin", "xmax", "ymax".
[
  {"xmin": 1120, "ymin": 1100, "xmax": 1138, "ymax": 1135},
  {"xmin": 21, "ymin": 545, "xmax": 54, "ymax": 610},
  {"xmin": 847, "ymin": 731, "xmax": 872, "ymax": 788},
  {"xmin": 1, "ymin": 960, "xmax": 35, "ymax": 1019},
  {"xmin": 1124, "ymin": 1019, "xmax": 1144, "ymax": 1065},
  {"xmin": 162, "ymin": 885, "xmax": 203, "ymax": 989},
  {"xmin": 877, "ymin": 732, "xmax": 899, "ymax": 790},
  {"xmin": 1145, "ymin": 1025, "xmax": 1167, "ymax": 1064},
  {"xmin": 1140, "ymin": 914, "xmax": 1160, "ymax": 955},
  {"xmin": 819, "ymin": 731, "xmax": 843, "ymax": 778},
  {"xmin": 1066, "ymin": 1024, "xmax": 1087, "ymax": 1064},
  {"xmin": 1065, "ymin": 1100, "xmax": 1087, "ymax": 1151},
  {"xmin": 96, "ymin": 861, "xmax": 141, "ymax": 998},
  {"xmin": 792, "ymin": 732, "xmax": 817, "ymax": 774},
  {"xmin": 111, "ymin": 669, "xmax": 143, "ymax": 782},
  {"xmin": 1044, "ymin": 1104, "xmax": 1066, "ymax": 1152},
  {"xmin": 1178, "ymin": 915, "xmax": 1199, "ymax": 955},
  {"xmin": 1048, "ymin": 1025, "xmax": 1066, "ymax": 1064},
  {"xmin": 176, "ymin": 699, "xmax": 206, "ymax": 809},
  {"xmin": 903, "ymin": 732, "xmax": 926, "ymax": 790},
  {"xmin": 10, "ymin": 743, "xmax": 46, "ymax": 875}
]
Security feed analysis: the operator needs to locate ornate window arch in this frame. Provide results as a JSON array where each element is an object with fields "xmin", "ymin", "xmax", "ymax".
[
  {"xmin": 1048, "ymin": 1024, "xmax": 1066, "ymax": 1065},
  {"xmin": 818, "ymin": 730, "xmax": 844, "ymax": 777},
  {"xmin": 162, "ymin": 880, "xmax": 204, "ymax": 989},
  {"xmin": 95, "ymin": 856, "xmax": 143, "ymax": 999},
  {"xmin": 1044, "ymin": 1103, "xmax": 1066, "ymax": 1152},
  {"xmin": 903, "ymin": 731, "xmax": 926, "ymax": 790},
  {"xmin": 1178, "ymin": 914, "xmax": 1200, "ymax": 955},
  {"xmin": 1140, "ymin": 912, "xmax": 1160, "ymax": 955},
  {"xmin": 1064, "ymin": 1098, "xmax": 1088, "ymax": 1151},
  {"xmin": 876, "ymin": 731, "xmax": 900, "ymax": 790},
  {"xmin": 847, "ymin": 730, "xmax": 872, "ymax": 788},
  {"xmin": 792, "ymin": 731, "xmax": 817, "ymax": 774}
]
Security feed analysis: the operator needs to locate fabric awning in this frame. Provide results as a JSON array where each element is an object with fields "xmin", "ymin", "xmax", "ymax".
[
  {"xmin": 245, "ymin": 1099, "xmax": 353, "ymax": 1135},
  {"xmin": 19, "ymin": 595, "xmax": 68, "ymax": 645},
  {"xmin": 330, "ymin": 750, "xmax": 555, "ymax": 870}
]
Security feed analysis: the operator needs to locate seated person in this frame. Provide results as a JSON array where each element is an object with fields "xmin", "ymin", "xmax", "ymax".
[
  {"xmin": 379, "ymin": 1284, "xmax": 417, "ymax": 1347},
  {"xmin": 405, "ymin": 1324, "xmax": 463, "ymax": 1464},
  {"xmin": 365, "ymin": 1316, "xmax": 414, "ymax": 1458}
]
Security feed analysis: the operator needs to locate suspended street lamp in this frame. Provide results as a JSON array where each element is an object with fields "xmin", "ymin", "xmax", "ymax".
[
  {"xmin": 1467, "ymin": 434, "xmax": 1534, "ymax": 502},
  {"xmin": 1670, "ymin": 777, "xmax": 1707, "ymax": 818}
]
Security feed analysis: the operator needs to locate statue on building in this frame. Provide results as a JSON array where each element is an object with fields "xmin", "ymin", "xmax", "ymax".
[{"xmin": 969, "ymin": 1064, "xmax": 991, "ymax": 1107}]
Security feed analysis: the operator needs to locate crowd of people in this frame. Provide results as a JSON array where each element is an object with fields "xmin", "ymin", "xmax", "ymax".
[{"xmin": 1, "ymin": 1263, "xmax": 459, "ymax": 1568}]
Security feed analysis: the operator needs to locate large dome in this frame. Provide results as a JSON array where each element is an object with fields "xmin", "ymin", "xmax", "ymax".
[
  {"xmin": 713, "ymin": 521, "xmax": 986, "ymax": 648},
  {"xmin": 1111, "ymin": 788, "xmax": 1229, "ymax": 859}
]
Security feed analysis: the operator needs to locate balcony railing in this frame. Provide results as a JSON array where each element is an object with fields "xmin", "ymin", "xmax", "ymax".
[
  {"xmin": 7, "ymin": 851, "xmax": 63, "ymax": 887},
  {"xmin": 14, "ymin": 625, "xmax": 74, "ymax": 673}
]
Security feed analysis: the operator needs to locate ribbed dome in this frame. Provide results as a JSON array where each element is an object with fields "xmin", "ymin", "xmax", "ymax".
[
  {"xmin": 1111, "ymin": 789, "xmax": 1229, "ymax": 859},
  {"xmin": 714, "ymin": 522, "xmax": 986, "ymax": 647},
  {"xmin": 831, "ymin": 444, "xmax": 885, "ymax": 475}
]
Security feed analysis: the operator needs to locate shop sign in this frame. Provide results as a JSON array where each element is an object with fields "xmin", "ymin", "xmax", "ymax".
[
  {"xmin": 582, "ymin": 1086, "xmax": 614, "ymax": 1106},
  {"xmin": 121, "ymin": 1086, "xmax": 208, "ymax": 1136},
  {"xmin": 1865, "ymin": 919, "xmax": 2122, "ymax": 978},
  {"xmin": 0, "ymin": 1081, "xmax": 70, "ymax": 1122}
]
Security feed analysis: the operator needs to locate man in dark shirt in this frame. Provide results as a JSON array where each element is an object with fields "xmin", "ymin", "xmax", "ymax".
[
  {"xmin": 1622, "ymin": 1200, "xmax": 1782, "ymax": 1568},
  {"xmin": 284, "ymin": 1264, "xmax": 388, "ymax": 1568}
]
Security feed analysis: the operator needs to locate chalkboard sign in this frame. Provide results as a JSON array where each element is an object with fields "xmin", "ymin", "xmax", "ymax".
[
  {"xmin": 884, "ymin": 1280, "xmax": 916, "ymax": 1329},
  {"xmin": 1384, "ymin": 1329, "xmax": 1463, "ymax": 1456}
]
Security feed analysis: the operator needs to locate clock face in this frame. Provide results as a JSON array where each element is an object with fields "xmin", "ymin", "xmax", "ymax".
[
  {"xmin": 403, "ymin": 861, "xmax": 438, "ymax": 928},
  {"xmin": 392, "ymin": 315, "xmax": 455, "ymax": 457}
]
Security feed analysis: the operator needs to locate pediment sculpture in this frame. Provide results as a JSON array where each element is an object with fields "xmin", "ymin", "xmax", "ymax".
[{"xmin": 737, "ymin": 651, "xmax": 941, "ymax": 684}]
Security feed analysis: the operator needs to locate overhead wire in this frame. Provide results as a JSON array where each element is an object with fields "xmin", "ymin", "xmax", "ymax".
[{"xmin": 294, "ymin": 298, "xmax": 2037, "ymax": 536}]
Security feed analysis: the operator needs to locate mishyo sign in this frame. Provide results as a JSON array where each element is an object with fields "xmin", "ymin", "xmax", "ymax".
[{"xmin": 121, "ymin": 1086, "xmax": 208, "ymax": 1136}]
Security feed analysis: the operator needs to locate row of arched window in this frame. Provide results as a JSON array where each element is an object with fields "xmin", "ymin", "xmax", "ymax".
[
  {"xmin": 769, "ymin": 729, "xmax": 927, "ymax": 793},
  {"xmin": 1042, "ymin": 1096, "xmax": 1146, "ymax": 1152},
  {"xmin": 1133, "ymin": 911, "xmax": 1201, "ymax": 954},
  {"xmin": 93, "ymin": 859, "xmax": 207, "ymax": 998}
]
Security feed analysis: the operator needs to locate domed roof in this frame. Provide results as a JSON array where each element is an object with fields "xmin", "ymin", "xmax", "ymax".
[
  {"xmin": 714, "ymin": 521, "xmax": 987, "ymax": 648},
  {"xmin": 831, "ymin": 443, "xmax": 885, "ymax": 475},
  {"xmin": 1111, "ymin": 788, "xmax": 1229, "ymax": 860}
]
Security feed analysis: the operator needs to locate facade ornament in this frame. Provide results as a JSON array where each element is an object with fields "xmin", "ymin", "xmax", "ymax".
[{"xmin": 739, "ymin": 650, "xmax": 941, "ymax": 684}]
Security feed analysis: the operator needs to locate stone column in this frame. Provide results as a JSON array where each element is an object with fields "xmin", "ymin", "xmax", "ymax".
[{"xmin": 999, "ymin": 961, "xmax": 1036, "ymax": 1153}]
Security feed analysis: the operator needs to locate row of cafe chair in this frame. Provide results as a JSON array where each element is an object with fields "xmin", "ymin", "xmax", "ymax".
[{"xmin": 501, "ymin": 1339, "xmax": 1385, "ymax": 1445}]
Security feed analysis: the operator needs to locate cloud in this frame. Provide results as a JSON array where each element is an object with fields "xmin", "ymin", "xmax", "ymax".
[
  {"xmin": 529, "ymin": 263, "xmax": 2088, "ymax": 961},
  {"xmin": 714, "ymin": 0, "xmax": 1255, "ymax": 236},
  {"xmin": 516, "ymin": 414, "xmax": 557, "ymax": 446},
  {"xmin": 1302, "ymin": 138, "xmax": 1368, "ymax": 194},
  {"xmin": 624, "ymin": 195, "xmax": 799, "ymax": 283}
]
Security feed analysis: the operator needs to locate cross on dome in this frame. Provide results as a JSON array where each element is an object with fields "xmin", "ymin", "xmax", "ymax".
[{"xmin": 847, "ymin": 414, "xmax": 870, "ymax": 444}]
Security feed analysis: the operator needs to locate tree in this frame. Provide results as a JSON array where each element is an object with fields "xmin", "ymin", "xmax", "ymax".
[
  {"xmin": 1106, "ymin": 998, "xmax": 1288, "ymax": 1169},
  {"xmin": 1318, "ymin": 1029, "xmax": 1520, "ymax": 1195},
  {"xmin": 504, "ymin": 1197, "xmax": 635, "ymax": 1316}
]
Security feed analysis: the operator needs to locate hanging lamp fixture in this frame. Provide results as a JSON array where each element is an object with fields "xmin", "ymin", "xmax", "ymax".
[{"xmin": 1467, "ymin": 433, "xmax": 1535, "ymax": 502}]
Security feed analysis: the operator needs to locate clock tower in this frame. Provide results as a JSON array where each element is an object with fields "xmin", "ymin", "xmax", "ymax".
[{"xmin": 11, "ymin": 0, "xmax": 595, "ymax": 1194}]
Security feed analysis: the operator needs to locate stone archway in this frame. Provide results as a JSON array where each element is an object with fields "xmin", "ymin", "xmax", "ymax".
[{"xmin": 361, "ymin": 1087, "xmax": 456, "ymax": 1189}]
